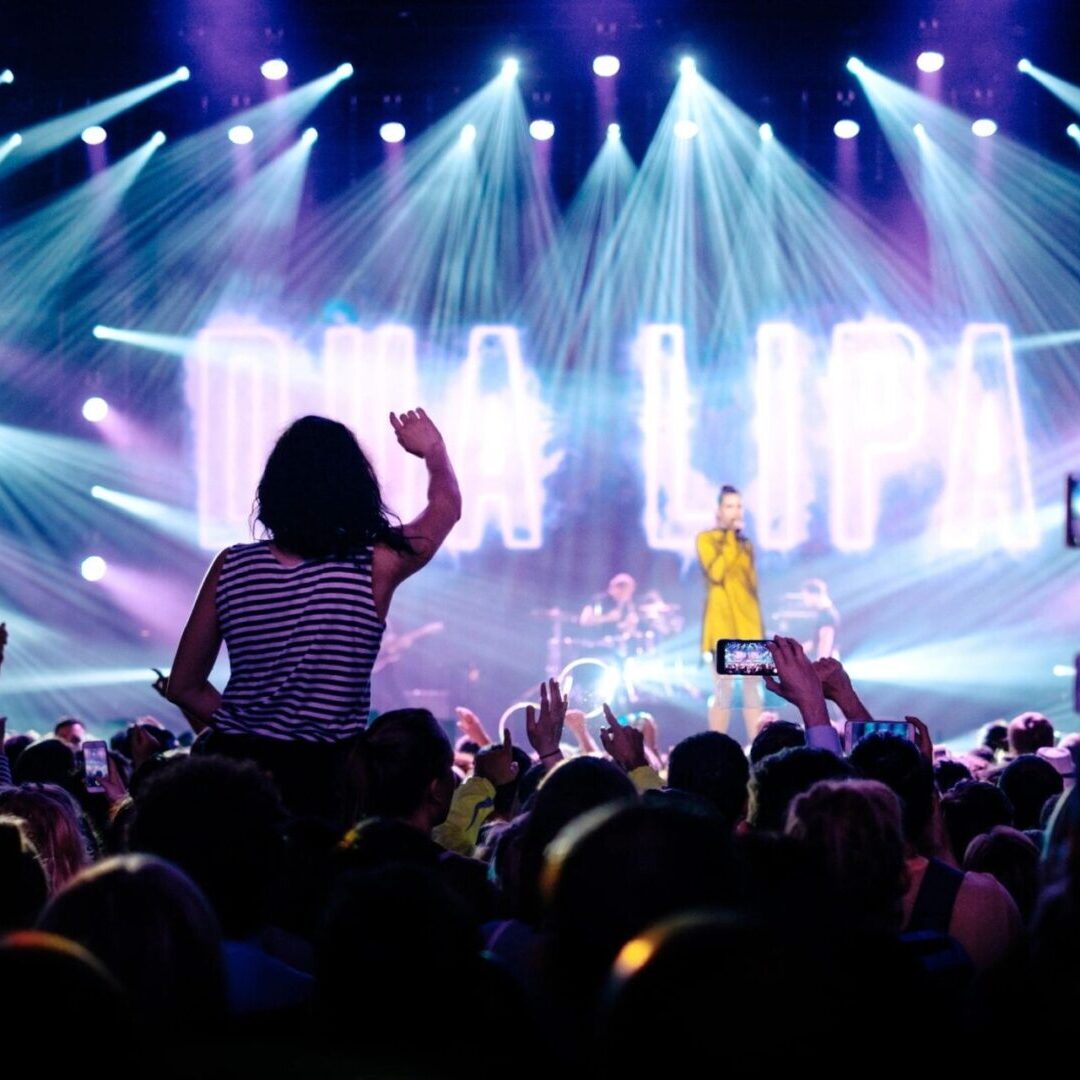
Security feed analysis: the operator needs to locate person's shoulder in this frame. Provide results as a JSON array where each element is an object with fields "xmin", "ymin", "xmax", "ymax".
[{"xmin": 957, "ymin": 868, "xmax": 1022, "ymax": 923}]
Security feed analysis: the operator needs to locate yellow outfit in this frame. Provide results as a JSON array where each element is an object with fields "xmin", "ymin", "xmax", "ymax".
[{"xmin": 696, "ymin": 528, "xmax": 765, "ymax": 736}]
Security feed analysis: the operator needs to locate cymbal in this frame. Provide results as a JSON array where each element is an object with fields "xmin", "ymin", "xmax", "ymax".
[
  {"xmin": 531, "ymin": 607, "xmax": 580, "ymax": 622},
  {"xmin": 639, "ymin": 600, "xmax": 681, "ymax": 614}
]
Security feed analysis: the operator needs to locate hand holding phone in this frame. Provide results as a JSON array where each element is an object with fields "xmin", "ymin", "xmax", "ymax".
[
  {"xmin": 83, "ymin": 740, "xmax": 109, "ymax": 793},
  {"xmin": 715, "ymin": 640, "xmax": 777, "ymax": 676},
  {"xmin": 843, "ymin": 719, "xmax": 916, "ymax": 754}
]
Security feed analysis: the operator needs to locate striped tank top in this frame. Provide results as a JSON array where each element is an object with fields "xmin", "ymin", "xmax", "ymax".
[{"xmin": 212, "ymin": 541, "xmax": 385, "ymax": 742}]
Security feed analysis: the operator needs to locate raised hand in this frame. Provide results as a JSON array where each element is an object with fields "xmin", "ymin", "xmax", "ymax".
[
  {"xmin": 812, "ymin": 657, "xmax": 870, "ymax": 719},
  {"xmin": 764, "ymin": 637, "xmax": 829, "ymax": 727},
  {"xmin": 907, "ymin": 715, "xmax": 934, "ymax": 762},
  {"xmin": 600, "ymin": 704, "xmax": 648, "ymax": 772},
  {"xmin": 0, "ymin": 622, "xmax": 7, "ymax": 673},
  {"xmin": 389, "ymin": 408, "xmax": 445, "ymax": 459},
  {"xmin": 474, "ymin": 728, "xmax": 520, "ymax": 787},
  {"xmin": 525, "ymin": 679, "xmax": 567, "ymax": 764},
  {"xmin": 455, "ymin": 706, "xmax": 493, "ymax": 747}
]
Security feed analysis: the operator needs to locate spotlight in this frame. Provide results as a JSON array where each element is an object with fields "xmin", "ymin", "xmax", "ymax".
[
  {"xmin": 80, "ymin": 556, "xmax": 107, "ymax": 582},
  {"xmin": 913, "ymin": 122, "xmax": 927, "ymax": 139},
  {"xmin": 0, "ymin": 69, "xmax": 13, "ymax": 84},
  {"xmin": 260, "ymin": 58, "xmax": 289, "ymax": 81},
  {"xmin": 673, "ymin": 119, "xmax": 699, "ymax": 140},
  {"xmin": 459, "ymin": 122, "xmax": 477, "ymax": 146},
  {"xmin": 606, "ymin": 122, "xmax": 621, "ymax": 141},
  {"xmin": 529, "ymin": 119, "xmax": 555, "ymax": 141},
  {"xmin": 759, "ymin": 122, "xmax": 774, "ymax": 141},
  {"xmin": 149, "ymin": 131, "xmax": 166, "ymax": 148},
  {"xmin": 336, "ymin": 62, "xmax": 354, "ymax": 79},
  {"xmin": 92, "ymin": 325, "xmax": 108, "ymax": 339},
  {"xmin": 1067, "ymin": 123, "xmax": 1080, "ymax": 141},
  {"xmin": 593, "ymin": 55, "xmax": 620, "ymax": 78},
  {"xmin": 174, "ymin": 66, "xmax": 191, "ymax": 81},
  {"xmin": 679, "ymin": 56, "xmax": 696, "ymax": 76},
  {"xmin": 7, "ymin": 133, "xmax": 22, "ymax": 148},
  {"xmin": 916, "ymin": 51, "xmax": 944, "ymax": 73},
  {"xmin": 846, "ymin": 56, "xmax": 865, "ymax": 74},
  {"xmin": 82, "ymin": 396, "xmax": 109, "ymax": 423},
  {"xmin": 301, "ymin": 126, "xmax": 318, "ymax": 145},
  {"xmin": 228, "ymin": 124, "xmax": 254, "ymax": 145},
  {"xmin": 379, "ymin": 122, "xmax": 406, "ymax": 144},
  {"xmin": 833, "ymin": 119, "xmax": 860, "ymax": 139},
  {"xmin": 971, "ymin": 118, "xmax": 997, "ymax": 137},
  {"xmin": 501, "ymin": 57, "xmax": 520, "ymax": 81},
  {"xmin": 81, "ymin": 125, "xmax": 107, "ymax": 146},
  {"xmin": 1017, "ymin": 58, "xmax": 1033, "ymax": 74}
]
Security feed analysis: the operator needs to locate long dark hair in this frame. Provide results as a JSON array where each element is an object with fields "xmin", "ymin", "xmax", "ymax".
[{"xmin": 254, "ymin": 416, "xmax": 413, "ymax": 559}]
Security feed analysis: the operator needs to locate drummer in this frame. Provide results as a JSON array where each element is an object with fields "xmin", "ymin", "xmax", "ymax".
[{"xmin": 579, "ymin": 572, "xmax": 639, "ymax": 639}]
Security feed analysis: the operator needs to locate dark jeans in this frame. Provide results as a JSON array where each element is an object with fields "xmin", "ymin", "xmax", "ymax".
[{"xmin": 196, "ymin": 730, "xmax": 358, "ymax": 827}]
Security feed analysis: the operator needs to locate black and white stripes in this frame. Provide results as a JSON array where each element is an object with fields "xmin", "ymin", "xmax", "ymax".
[{"xmin": 213, "ymin": 542, "xmax": 384, "ymax": 742}]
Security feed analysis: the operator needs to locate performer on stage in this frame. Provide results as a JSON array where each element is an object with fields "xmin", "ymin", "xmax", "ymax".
[
  {"xmin": 579, "ymin": 572, "xmax": 639, "ymax": 638},
  {"xmin": 696, "ymin": 485, "xmax": 764, "ymax": 736}
]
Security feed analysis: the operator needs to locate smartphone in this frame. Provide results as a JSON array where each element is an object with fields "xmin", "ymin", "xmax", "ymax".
[
  {"xmin": 844, "ymin": 719, "xmax": 916, "ymax": 754},
  {"xmin": 715, "ymin": 639, "xmax": 777, "ymax": 677},
  {"xmin": 1068, "ymin": 474, "xmax": 1080, "ymax": 548},
  {"xmin": 83, "ymin": 740, "xmax": 109, "ymax": 793}
]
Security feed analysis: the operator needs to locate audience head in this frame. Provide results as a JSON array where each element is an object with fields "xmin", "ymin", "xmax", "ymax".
[
  {"xmin": 667, "ymin": 731, "xmax": 750, "ymax": 825},
  {"xmin": 12, "ymin": 737, "xmax": 77, "ymax": 791},
  {"xmin": 849, "ymin": 734, "xmax": 934, "ymax": 847},
  {"xmin": 999, "ymin": 754, "xmax": 1064, "ymax": 831},
  {"xmin": 940, "ymin": 780, "xmax": 1015, "ymax": 864},
  {"xmin": 0, "ymin": 816, "xmax": 49, "ymax": 932},
  {"xmin": 38, "ymin": 854, "xmax": 226, "ymax": 1022},
  {"xmin": 129, "ymin": 755, "xmax": 286, "ymax": 938},
  {"xmin": 0, "ymin": 784, "xmax": 89, "ymax": 893},
  {"xmin": 1007, "ymin": 712, "xmax": 1054, "ymax": 757},
  {"xmin": 516, "ymin": 756, "xmax": 636, "ymax": 923},
  {"xmin": 964, "ymin": 827, "xmax": 1040, "ymax": 921},
  {"xmin": 53, "ymin": 717, "xmax": 86, "ymax": 750},
  {"xmin": 980, "ymin": 720, "xmax": 1009, "ymax": 756},
  {"xmin": 934, "ymin": 757, "xmax": 973, "ymax": 794},
  {"xmin": 749, "ymin": 718, "xmax": 806, "ymax": 765},
  {"xmin": 255, "ymin": 414, "xmax": 410, "ymax": 559},
  {"xmin": 748, "ymin": 746, "xmax": 853, "ymax": 832},
  {"xmin": 348, "ymin": 708, "xmax": 454, "ymax": 830},
  {"xmin": 785, "ymin": 779, "xmax": 907, "ymax": 935}
]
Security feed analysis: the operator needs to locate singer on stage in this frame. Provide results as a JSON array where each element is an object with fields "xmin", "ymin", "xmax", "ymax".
[{"xmin": 696, "ymin": 484, "xmax": 764, "ymax": 736}]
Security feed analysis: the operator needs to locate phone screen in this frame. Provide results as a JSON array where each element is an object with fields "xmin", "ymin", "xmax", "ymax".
[
  {"xmin": 83, "ymin": 741, "xmax": 109, "ymax": 792},
  {"xmin": 716, "ymin": 639, "xmax": 777, "ymax": 677},
  {"xmin": 844, "ymin": 719, "xmax": 915, "ymax": 753}
]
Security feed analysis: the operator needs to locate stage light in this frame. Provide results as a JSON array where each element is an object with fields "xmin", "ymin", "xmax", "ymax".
[
  {"xmin": 593, "ymin": 55, "xmax": 620, "ymax": 78},
  {"xmin": 81, "ymin": 125, "xmax": 107, "ymax": 145},
  {"xmin": 759, "ymin": 122, "xmax": 774, "ymax": 141},
  {"xmin": 913, "ymin": 122, "xmax": 927, "ymax": 139},
  {"xmin": 1017, "ymin": 58, "xmax": 1033, "ymax": 74},
  {"xmin": 1066, "ymin": 123, "xmax": 1080, "ymax": 141},
  {"xmin": 336, "ymin": 62, "xmax": 354, "ymax": 79},
  {"xmin": 529, "ymin": 119, "xmax": 555, "ymax": 141},
  {"xmin": 0, "ymin": 69, "xmax": 13, "ymax": 84},
  {"xmin": 679, "ymin": 56, "xmax": 696, "ymax": 77},
  {"xmin": 301, "ymin": 126, "xmax": 318, "ymax": 145},
  {"xmin": 833, "ymin": 119, "xmax": 860, "ymax": 139},
  {"xmin": 916, "ymin": 51, "xmax": 944, "ymax": 73},
  {"xmin": 149, "ymin": 130, "xmax": 166, "ymax": 147},
  {"xmin": 379, "ymin": 121, "xmax": 406, "ymax": 144},
  {"xmin": 82, "ymin": 397, "xmax": 109, "ymax": 422},
  {"xmin": 261, "ymin": 58, "xmax": 289, "ymax": 81},
  {"xmin": 501, "ymin": 57, "xmax": 520, "ymax": 81},
  {"xmin": 228, "ymin": 124, "xmax": 254, "ymax": 145},
  {"xmin": 846, "ymin": 56, "xmax": 864, "ymax": 74},
  {"xmin": 607, "ymin": 122, "xmax": 621, "ymax": 141},
  {"xmin": 971, "ymin": 118, "xmax": 997, "ymax": 137},
  {"xmin": 7, "ymin": 132, "xmax": 21, "ymax": 148},
  {"xmin": 459, "ymin": 122, "xmax": 477, "ymax": 145},
  {"xmin": 174, "ymin": 66, "xmax": 190, "ymax": 81},
  {"xmin": 80, "ymin": 556, "xmax": 108, "ymax": 582},
  {"xmin": 673, "ymin": 119, "xmax": 699, "ymax": 140}
]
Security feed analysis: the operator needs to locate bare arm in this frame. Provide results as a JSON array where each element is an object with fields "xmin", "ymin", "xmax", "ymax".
[
  {"xmin": 373, "ymin": 409, "xmax": 461, "ymax": 620},
  {"xmin": 166, "ymin": 550, "xmax": 227, "ymax": 730}
]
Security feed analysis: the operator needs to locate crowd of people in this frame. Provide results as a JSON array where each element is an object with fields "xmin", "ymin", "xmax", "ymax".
[{"xmin": 1, "ymin": 412, "xmax": 1078, "ymax": 1075}]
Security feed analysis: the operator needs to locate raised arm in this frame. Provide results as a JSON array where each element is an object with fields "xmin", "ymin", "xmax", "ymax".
[
  {"xmin": 372, "ymin": 409, "xmax": 461, "ymax": 619},
  {"xmin": 696, "ymin": 529, "xmax": 739, "ymax": 586},
  {"xmin": 165, "ymin": 550, "xmax": 227, "ymax": 731}
]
